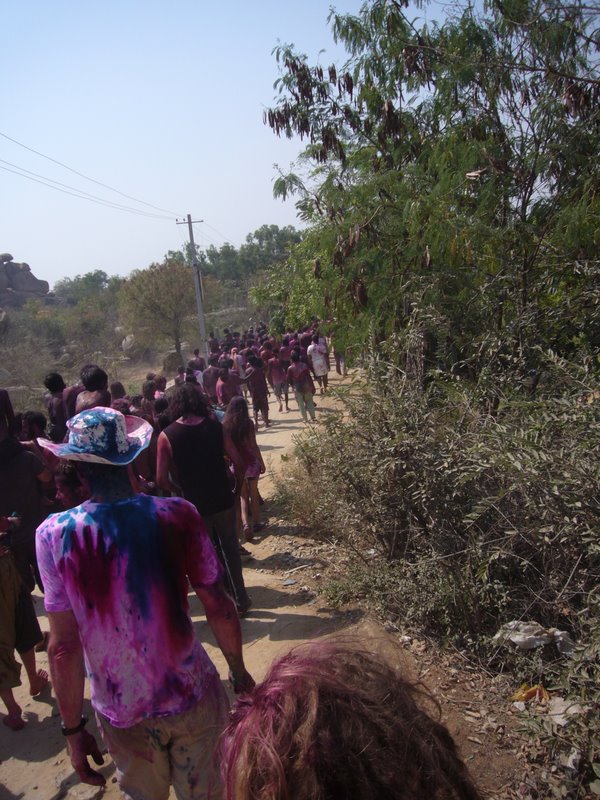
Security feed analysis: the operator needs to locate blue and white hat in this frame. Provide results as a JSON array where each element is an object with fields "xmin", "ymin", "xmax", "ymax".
[{"xmin": 38, "ymin": 407, "xmax": 152, "ymax": 465}]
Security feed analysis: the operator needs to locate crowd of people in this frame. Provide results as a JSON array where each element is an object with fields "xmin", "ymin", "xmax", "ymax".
[{"xmin": 0, "ymin": 321, "xmax": 481, "ymax": 800}]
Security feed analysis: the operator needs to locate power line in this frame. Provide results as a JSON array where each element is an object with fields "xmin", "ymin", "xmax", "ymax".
[
  {"xmin": 0, "ymin": 129, "xmax": 184, "ymax": 217},
  {"xmin": 0, "ymin": 164, "xmax": 173, "ymax": 220},
  {"xmin": 201, "ymin": 220, "xmax": 233, "ymax": 243},
  {"xmin": 0, "ymin": 158, "xmax": 174, "ymax": 220}
]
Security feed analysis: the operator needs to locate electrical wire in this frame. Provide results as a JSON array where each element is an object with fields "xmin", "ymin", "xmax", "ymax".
[
  {"xmin": 200, "ymin": 220, "xmax": 233, "ymax": 244},
  {"xmin": 0, "ymin": 164, "xmax": 173, "ymax": 220},
  {"xmin": 0, "ymin": 129, "xmax": 184, "ymax": 217},
  {"xmin": 0, "ymin": 158, "xmax": 174, "ymax": 219}
]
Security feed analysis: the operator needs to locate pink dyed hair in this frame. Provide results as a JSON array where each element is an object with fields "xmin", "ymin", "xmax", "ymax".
[{"xmin": 219, "ymin": 637, "xmax": 482, "ymax": 800}]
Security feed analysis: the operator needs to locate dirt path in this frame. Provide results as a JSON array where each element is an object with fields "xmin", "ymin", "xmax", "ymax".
[{"xmin": 0, "ymin": 374, "xmax": 524, "ymax": 799}]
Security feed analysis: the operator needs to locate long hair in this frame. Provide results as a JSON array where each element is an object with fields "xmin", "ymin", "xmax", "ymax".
[
  {"xmin": 219, "ymin": 638, "xmax": 482, "ymax": 800},
  {"xmin": 222, "ymin": 396, "xmax": 254, "ymax": 449},
  {"xmin": 169, "ymin": 384, "xmax": 210, "ymax": 419}
]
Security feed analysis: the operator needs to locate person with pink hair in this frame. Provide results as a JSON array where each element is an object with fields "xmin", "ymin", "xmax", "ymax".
[{"xmin": 219, "ymin": 638, "xmax": 482, "ymax": 800}]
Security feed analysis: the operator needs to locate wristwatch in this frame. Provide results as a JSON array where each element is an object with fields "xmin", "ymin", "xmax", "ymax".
[{"xmin": 61, "ymin": 716, "xmax": 88, "ymax": 736}]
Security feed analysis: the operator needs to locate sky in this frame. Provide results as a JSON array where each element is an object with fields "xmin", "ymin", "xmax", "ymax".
[{"xmin": 1, "ymin": 1, "xmax": 372, "ymax": 287}]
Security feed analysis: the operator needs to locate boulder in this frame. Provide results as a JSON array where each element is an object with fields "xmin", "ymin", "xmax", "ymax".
[{"xmin": 0, "ymin": 256, "xmax": 50, "ymax": 306}]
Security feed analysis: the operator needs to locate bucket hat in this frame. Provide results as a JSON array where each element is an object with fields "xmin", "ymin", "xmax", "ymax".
[{"xmin": 37, "ymin": 406, "xmax": 152, "ymax": 465}]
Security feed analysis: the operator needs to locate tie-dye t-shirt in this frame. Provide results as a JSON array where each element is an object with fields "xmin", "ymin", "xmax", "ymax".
[{"xmin": 36, "ymin": 494, "xmax": 223, "ymax": 728}]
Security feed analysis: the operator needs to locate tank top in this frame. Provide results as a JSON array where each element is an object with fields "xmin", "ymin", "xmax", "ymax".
[{"xmin": 164, "ymin": 418, "xmax": 233, "ymax": 516}]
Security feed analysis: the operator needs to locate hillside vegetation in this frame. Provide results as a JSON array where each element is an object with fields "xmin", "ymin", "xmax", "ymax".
[{"xmin": 259, "ymin": 1, "xmax": 599, "ymax": 796}]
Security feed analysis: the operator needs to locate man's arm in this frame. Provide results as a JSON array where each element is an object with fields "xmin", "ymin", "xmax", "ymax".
[
  {"xmin": 222, "ymin": 433, "xmax": 245, "ymax": 495},
  {"xmin": 47, "ymin": 611, "xmax": 105, "ymax": 786},
  {"xmin": 194, "ymin": 583, "xmax": 254, "ymax": 693},
  {"xmin": 156, "ymin": 431, "xmax": 182, "ymax": 495}
]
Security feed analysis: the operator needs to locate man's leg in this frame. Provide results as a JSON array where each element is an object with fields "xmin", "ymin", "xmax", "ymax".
[
  {"xmin": 169, "ymin": 679, "xmax": 229, "ymax": 800},
  {"xmin": 304, "ymin": 392, "xmax": 316, "ymax": 420},
  {"xmin": 14, "ymin": 584, "xmax": 47, "ymax": 696},
  {"xmin": 295, "ymin": 390, "xmax": 307, "ymax": 421},
  {"xmin": 204, "ymin": 507, "xmax": 251, "ymax": 613},
  {"xmin": 96, "ymin": 712, "xmax": 171, "ymax": 800}
]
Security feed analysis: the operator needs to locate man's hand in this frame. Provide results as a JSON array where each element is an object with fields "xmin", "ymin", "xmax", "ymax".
[
  {"xmin": 66, "ymin": 730, "xmax": 106, "ymax": 786},
  {"xmin": 229, "ymin": 668, "xmax": 256, "ymax": 695}
]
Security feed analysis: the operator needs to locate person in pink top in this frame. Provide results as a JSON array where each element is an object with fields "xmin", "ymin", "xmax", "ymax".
[
  {"xmin": 287, "ymin": 351, "xmax": 316, "ymax": 423},
  {"xmin": 36, "ymin": 407, "xmax": 254, "ymax": 798},
  {"xmin": 267, "ymin": 348, "xmax": 290, "ymax": 413},
  {"xmin": 216, "ymin": 361, "xmax": 244, "ymax": 408}
]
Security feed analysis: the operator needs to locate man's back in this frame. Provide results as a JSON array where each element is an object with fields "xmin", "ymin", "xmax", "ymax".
[
  {"xmin": 37, "ymin": 494, "xmax": 222, "ymax": 727},
  {"xmin": 163, "ymin": 418, "xmax": 233, "ymax": 517}
]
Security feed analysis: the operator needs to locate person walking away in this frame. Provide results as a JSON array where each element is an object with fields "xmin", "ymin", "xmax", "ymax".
[
  {"xmin": 202, "ymin": 357, "xmax": 220, "ymax": 405},
  {"xmin": 267, "ymin": 348, "xmax": 290, "ymax": 413},
  {"xmin": 307, "ymin": 334, "xmax": 329, "ymax": 394},
  {"xmin": 189, "ymin": 347, "xmax": 206, "ymax": 373},
  {"xmin": 0, "ymin": 513, "xmax": 49, "ymax": 730},
  {"xmin": 43, "ymin": 372, "xmax": 67, "ymax": 443},
  {"xmin": 287, "ymin": 352, "xmax": 316, "ymax": 423},
  {"xmin": 244, "ymin": 356, "xmax": 270, "ymax": 429},
  {"xmin": 0, "ymin": 430, "xmax": 52, "ymax": 592},
  {"xmin": 36, "ymin": 406, "xmax": 254, "ymax": 797},
  {"xmin": 157, "ymin": 385, "xmax": 252, "ymax": 615},
  {"xmin": 222, "ymin": 397, "xmax": 266, "ymax": 540},
  {"xmin": 75, "ymin": 365, "xmax": 111, "ymax": 414}
]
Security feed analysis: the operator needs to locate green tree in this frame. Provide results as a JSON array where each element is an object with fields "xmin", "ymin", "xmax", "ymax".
[
  {"xmin": 263, "ymin": 0, "xmax": 600, "ymax": 375},
  {"xmin": 120, "ymin": 256, "xmax": 196, "ymax": 359}
]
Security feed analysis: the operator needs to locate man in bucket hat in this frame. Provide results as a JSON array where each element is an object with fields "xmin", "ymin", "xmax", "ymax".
[{"xmin": 36, "ymin": 407, "xmax": 254, "ymax": 800}]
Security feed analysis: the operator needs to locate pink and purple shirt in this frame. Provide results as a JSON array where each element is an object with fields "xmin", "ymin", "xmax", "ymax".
[{"xmin": 36, "ymin": 494, "xmax": 223, "ymax": 728}]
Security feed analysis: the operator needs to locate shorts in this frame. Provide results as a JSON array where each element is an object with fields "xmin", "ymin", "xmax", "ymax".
[
  {"xmin": 96, "ymin": 678, "xmax": 229, "ymax": 800},
  {"xmin": 0, "ymin": 555, "xmax": 42, "ymax": 691},
  {"xmin": 252, "ymin": 396, "xmax": 269, "ymax": 416},
  {"xmin": 273, "ymin": 381, "xmax": 288, "ymax": 398}
]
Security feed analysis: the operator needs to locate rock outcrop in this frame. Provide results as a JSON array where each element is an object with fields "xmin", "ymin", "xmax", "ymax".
[{"xmin": 0, "ymin": 253, "xmax": 50, "ymax": 307}]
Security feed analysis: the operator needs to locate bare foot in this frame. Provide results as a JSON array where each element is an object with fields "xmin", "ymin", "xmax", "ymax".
[
  {"xmin": 35, "ymin": 631, "xmax": 50, "ymax": 652},
  {"xmin": 3, "ymin": 710, "xmax": 25, "ymax": 730},
  {"xmin": 29, "ymin": 669, "xmax": 49, "ymax": 696}
]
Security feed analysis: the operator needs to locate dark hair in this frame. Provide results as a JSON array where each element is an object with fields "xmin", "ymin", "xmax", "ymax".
[
  {"xmin": 209, "ymin": 356, "xmax": 219, "ymax": 367},
  {"xmin": 193, "ymin": 348, "xmax": 200, "ymax": 356},
  {"xmin": 146, "ymin": 372, "xmax": 156, "ymax": 381},
  {"xmin": 109, "ymin": 381, "xmax": 126, "ymax": 400},
  {"xmin": 55, "ymin": 460, "xmax": 83, "ymax": 490},
  {"xmin": 290, "ymin": 351, "xmax": 300, "ymax": 363},
  {"xmin": 177, "ymin": 365, "xmax": 185, "ymax": 374},
  {"xmin": 222, "ymin": 396, "xmax": 253, "ymax": 448},
  {"xmin": 23, "ymin": 410, "xmax": 47, "ymax": 433},
  {"xmin": 154, "ymin": 397, "xmax": 169, "ymax": 415},
  {"xmin": 170, "ymin": 384, "xmax": 209, "ymax": 419},
  {"xmin": 248, "ymin": 355, "xmax": 263, "ymax": 370},
  {"xmin": 80, "ymin": 364, "xmax": 108, "ymax": 392},
  {"xmin": 142, "ymin": 380, "xmax": 156, "ymax": 400},
  {"xmin": 220, "ymin": 639, "xmax": 482, "ymax": 800},
  {"xmin": 312, "ymin": 334, "xmax": 319, "ymax": 343},
  {"xmin": 129, "ymin": 394, "xmax": 143, "ymax": 408},
  {"xmin": 44, "ymin": 372, "xmax": 66, "ymax": 393},
  {"xmin": 111, "ymin": 398, "xmax": 131, "ymax": 415}
]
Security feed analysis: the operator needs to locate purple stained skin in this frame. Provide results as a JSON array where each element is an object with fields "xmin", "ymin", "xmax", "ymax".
[{"xmin": 37, "ymin": 495, "xmax": 223, "ymax": 728}]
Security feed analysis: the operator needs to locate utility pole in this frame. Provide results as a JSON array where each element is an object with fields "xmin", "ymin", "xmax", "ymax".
[{"xmin": 176, "ymin": 214, "xmax": 208, "ymax": 361}]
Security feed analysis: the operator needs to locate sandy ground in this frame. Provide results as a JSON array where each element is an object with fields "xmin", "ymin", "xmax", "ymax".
[{"xmin": 0, "ymin": 373, "xmax": 523, "ymax": 799}]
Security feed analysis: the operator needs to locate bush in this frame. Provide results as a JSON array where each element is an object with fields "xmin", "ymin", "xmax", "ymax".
[{"xmin": 276, "ymin": 353, "xmax": 600, "ymax": 794}]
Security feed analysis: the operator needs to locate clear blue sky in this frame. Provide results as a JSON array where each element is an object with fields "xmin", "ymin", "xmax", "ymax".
[{"xmin": 2, "ymin": 1, "xmax": 375, "ymax": 286}]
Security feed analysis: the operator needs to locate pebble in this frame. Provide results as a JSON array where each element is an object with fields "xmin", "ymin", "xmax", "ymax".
[{"xmin": 282, "ymin": 579, "xmax": 297, "ymax": 586}]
